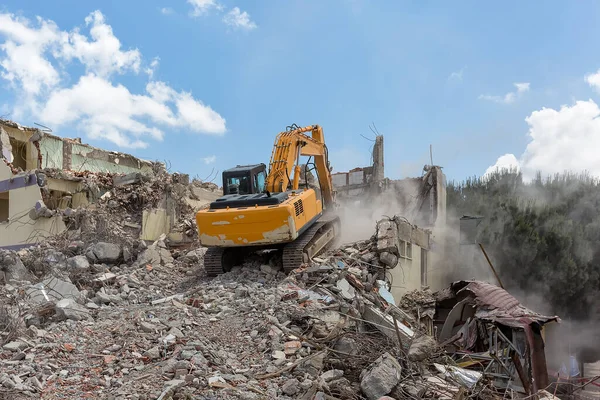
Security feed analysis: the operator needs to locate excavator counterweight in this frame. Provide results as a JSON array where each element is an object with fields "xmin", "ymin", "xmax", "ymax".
[{"xmin": 195, "ymin": 124, "xmax": 340, "ymax": 276}]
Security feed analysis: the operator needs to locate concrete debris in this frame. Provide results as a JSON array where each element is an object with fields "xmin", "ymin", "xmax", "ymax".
[
  {"xmin": 360, "ymin": 352, "xmax": 402, "ymax": 400},
  {"xmin": 408, "ymin": 334, "xmax": 438, "ymax": 362},
  {"xmin": 0, "ymin": 251, "xmax": 33, "ymax": 282},
  {"xmin": 65, "ymin": 255, "xmax": 90, "ymax": 271},
  {"xmin": 86, "ymin": 242, "xmax": 121, "ymax": 264},
  {"xmin": 54, "ymin": 298, "xmax": 90, "ymax": 321},
  {"xmin": 25, "ymin": 277, "xmax": 80, "ymax": 304},
  {"xmin": 0, "ymin": 164, "xmax": 554, "ymax": 400}
]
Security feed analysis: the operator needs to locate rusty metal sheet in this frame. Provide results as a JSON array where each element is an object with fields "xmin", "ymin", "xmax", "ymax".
[{"xmin": 448, "ymin": 280, "xmax": 560, "ymax": 327}]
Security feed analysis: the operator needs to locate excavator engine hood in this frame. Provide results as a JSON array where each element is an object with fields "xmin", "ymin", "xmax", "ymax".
[{"xmin": 196, "ymin": 190, "xmax": 323, "ymax": 247}]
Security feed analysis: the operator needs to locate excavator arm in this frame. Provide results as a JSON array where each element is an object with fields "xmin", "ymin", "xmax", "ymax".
[{"xmin": 265, "ymin": 125, "xmax": 335, "ymax": 208}]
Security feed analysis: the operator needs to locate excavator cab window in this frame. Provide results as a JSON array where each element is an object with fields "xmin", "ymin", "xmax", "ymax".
[
  {"xmin": 255, "ymin": 171, "xmax": 266, "ymax": 192},
  {"xmin": 226, "ymin": 176, "xmax": 251, "ymax": 195}
]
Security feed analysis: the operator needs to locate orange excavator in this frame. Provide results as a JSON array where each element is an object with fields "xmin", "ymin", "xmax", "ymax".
[{"xmin": 195, "ymin": 124, "xmax": 340, "ymax": 276}]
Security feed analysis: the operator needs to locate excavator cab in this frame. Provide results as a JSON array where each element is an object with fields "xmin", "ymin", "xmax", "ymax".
[{"xmin": 222, "ymin": 163, "xmax": 267, "ymax": 195}]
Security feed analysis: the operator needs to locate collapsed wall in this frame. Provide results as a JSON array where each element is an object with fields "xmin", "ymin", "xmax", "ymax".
[{"xmin": 0, "ymin": 119, "xmax": 221, "ymax": 250}]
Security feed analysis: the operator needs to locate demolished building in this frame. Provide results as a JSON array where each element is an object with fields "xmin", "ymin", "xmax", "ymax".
[
  {"xmin": 0, "ymin": 119, "xmax": 220, "ymax": 250},
  {"xmin": 332, "ymin": 135, "xmax": 449, "ymax": 300}
]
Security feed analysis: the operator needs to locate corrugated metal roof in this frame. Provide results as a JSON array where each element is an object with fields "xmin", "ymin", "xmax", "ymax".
[
  {"xmin": 460, "ymin": 281, "xmax": 521, "ymax": 311},
  {"xmin": 450, "ymin": 280, "xmax": 560, "ymax": 326}
]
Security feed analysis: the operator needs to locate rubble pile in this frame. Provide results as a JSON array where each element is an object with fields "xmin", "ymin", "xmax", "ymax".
[
  {"xmin": 0, "ymin": 220, "xmax": 506, "ymax": 400},
  {"xmin": 39, "ymin": 167, "xmax": 219, "ymax": 250}
]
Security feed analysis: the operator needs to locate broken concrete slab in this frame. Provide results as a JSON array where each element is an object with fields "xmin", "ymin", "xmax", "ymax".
[
  {"xmin": 336, "ymin": 278, "xmax": 356, "ymax": 300},
  {"xmin": 362, "ymin": 305, "xmax": 413, "ymax": 350},
  {"xmin": 113, "ymin": 172, "xmax": 142, "ymax": 187},
  {"xmin": 55, "ymin": 299, "xmax": 91, "ymax": 321},
  {"xmin": 86, "ymin": 242, "xmax": 121, "ymax": 264},
  {"xmin": 25, "ymin": 277, "xmax": 80, "ymax": 304},
  {"xmin": 0, "ymin": 252, "xmax": 33, "ymax": 282},
  {"xmin": 408, "ymin": 334, "xmax": 438, "ymax": 362},
  {"xmin": 65, "ymin": 255, "xmax": 90, "ymax": 271},
  {"xmin": 376, "ymin": 219, "xmax": 399, "ymax": 255},
  {"xmin": 360, "ymin": 352, "xmax": 402, "ymax": 400}
]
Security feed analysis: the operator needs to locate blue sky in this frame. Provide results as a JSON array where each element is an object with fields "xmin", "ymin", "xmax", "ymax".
[{"xmin": 2, "ymin": 1, "xmax": 600, "ymax": 184}]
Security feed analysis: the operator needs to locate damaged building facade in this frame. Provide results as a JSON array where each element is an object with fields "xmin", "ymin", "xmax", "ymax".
[
  {"xmin": 0, "ymin": 119, "xmax": 219, "ymax": 250},
  {"xmin": 332, "ymin": 135, "xmax": 449, "ymax": 299}
]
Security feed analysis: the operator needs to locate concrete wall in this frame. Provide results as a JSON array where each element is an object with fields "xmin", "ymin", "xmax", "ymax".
[
  {"xmin": 69, "ymin": 142, "xmax": 154, "ymax": 175},
  {"xmin": 0, "ymin": 163, "xmax": 65, "ymax": 249},
  {"xmin": 389, "ymin": 241, "xmax": 424, "ymax": 301},
  {"xmin": 0, "ymin": 124, "xmax": 38, "ymax": 170},
  {"xmin": 40, "ymin": 136, "xmax": 64, "ymax": 169},
  {"xmin": 383, "ymin": 218, "xmax": 448, "ymax": 301}
]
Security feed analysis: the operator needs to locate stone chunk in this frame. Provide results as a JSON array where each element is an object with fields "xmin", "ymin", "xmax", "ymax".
[
  {"xmin": 408, "ymin": 334, "xmax": 438, "ymax": 362},
  {"xmin": 86, "ymin": 242, "xmax": 121, "ymax": 264},
  {"xmin": 321, "ymin": 369, "xmax": 344, "ymax": 382},
  {"xmin": 282, "ymin": 378, "xmax": 299, "ymax": 396},
  {"xmin": 376, "ymin": 219, "xmax": 399, "ymax": 255},
  {"xmin": 260, "ymin": 264, "xmax": 280, "ymax": 275},
  {"xmin": 66, "ymin": 255, "xmax": 90, "ymax": 271},
  {"xmin": 133, "ymin": 245, "xmax": 173, "ymax": 269},
  {"xmin": 334, "ymin": 337, "xmax": 358, "ymax": 356},
  {"xmin": 379, "ymin": 251, "xmax": 398, "ymax": 268},
  {"xmin": 55, "ymin": 298, "xmax": 91, "ymax": 321},
  {"xmin": 2, "ymin": 341, "xmax": 28, "ymax": 352},
  {"xmin": 299, "ymin": 351, "xmax": 325, "ymax": 377},
  {"xmin": 360, "ymin": 352, "xmax": 402, "ymax": 400},
  {"xmin": 144, "ymin": 346, "xmax": 161, "ymax": 360},
  {"xmin": 26, "ymin": 277, "xmax": 80, "ymax": 304},
  {"xmin": 0, "ymin": 252, "xmax": 32, "ymax": 282}
]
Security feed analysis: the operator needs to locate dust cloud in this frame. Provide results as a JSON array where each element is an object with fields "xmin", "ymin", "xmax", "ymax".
[{"xmin": 335, "ymin": 180, "xmax": 422, "ymax": 245}]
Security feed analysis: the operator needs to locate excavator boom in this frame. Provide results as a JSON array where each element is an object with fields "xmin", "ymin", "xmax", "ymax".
[{"xmin": 266, "ymin": 125, "xmax": 334, "ymax": 207}]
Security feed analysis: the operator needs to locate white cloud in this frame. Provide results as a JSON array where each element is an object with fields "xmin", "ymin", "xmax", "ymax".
[
  {"xmin": 514, "ymin": 82, "xmax": 530, "ymax": 93},
  {"xmin": 38, "ymin": 75, "xmax": 225, "ymax": 148},
  {"xmin": 160, "ymin": 7, "xmax": 174, "ymax": 15},
  {"xmin": 448, "ymin": 67, "xmax": 465, "ymax": 83},
  {"xmin": 202, "ymin": 155, "xmax": 216, "ymax": 164},
  {"xmin": 58, "ymin": 10, "xmax": 141, "ymax": 77},
  {"xmin": 185, "ymin": 2, "xmax": 257, "ymax": 31},
  {"xmin": 585, "ymin": 70, "xmax": 600, "ymax": 92},
  {"xmin": 485, "ymin": 100, "xmax": 600, "ymax": 180},
  {"xmin": 483, "ymin": 154, "xmax": 520, "ymax": 178},
  {"xmin": 187, "ymin": 0, "xmax": 222, "ymax": 17},
  {"xmin": 0, "ymin": 10, "xmax": 227, "ymax": 149},
  {"xmin": 479, "ymin": 82, "xmax": 530, "ymax": 104},
  {"xmin": 222, "ymin": 7, "xmax": 257, "ymax": 31},
  {"xmin": 0, "ymin": 13, "xmax": 61, "ymax": 95},
  {"xmin": 144, "ymin": 56, "xmax": 160, "ymax": 78}
]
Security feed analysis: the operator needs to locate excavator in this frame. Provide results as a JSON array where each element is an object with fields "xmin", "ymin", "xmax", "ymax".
[{"xmin": 195, "ymin": 124, "xmax": 341, "ymax": 276}]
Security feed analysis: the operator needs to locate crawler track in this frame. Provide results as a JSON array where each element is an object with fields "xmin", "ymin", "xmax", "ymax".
[
  {"xmin": 282, "ymin": 222, "xmax": 325, "ymax": 273},
  {"xmin": 203, "ymin": 215, "xmax": 340, "ymax": 277},
  {"xmin": 203, "ymin": 247, "xmax": 226, "ymax": 277},
  {"xmin": 282, "ymin": 215, "xmax": 341, "ymax": 273}
]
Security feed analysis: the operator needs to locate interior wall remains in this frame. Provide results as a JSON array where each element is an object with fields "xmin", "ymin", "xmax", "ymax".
[{"xmin": 0, "ymin": 162, "xmax": 66, "ymax": 249}]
